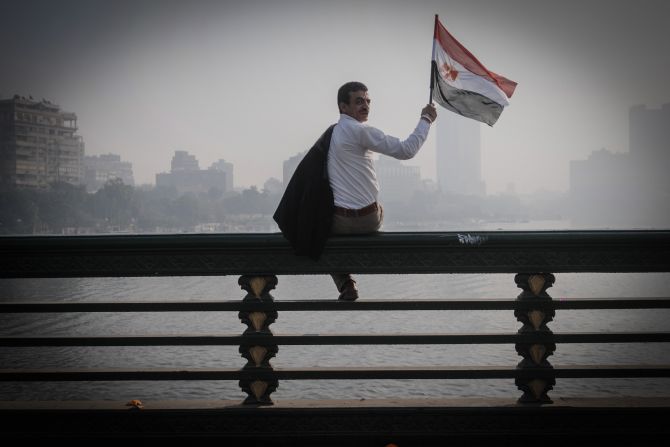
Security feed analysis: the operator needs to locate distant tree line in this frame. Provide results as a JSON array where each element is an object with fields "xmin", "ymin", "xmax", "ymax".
[
  {"xmin": 0, "ymin": 179, "xmax": 281, "ymax": 234},
  {"xmin": 0, "ymin": 179, "xmax": 566, "ymax": 235}
]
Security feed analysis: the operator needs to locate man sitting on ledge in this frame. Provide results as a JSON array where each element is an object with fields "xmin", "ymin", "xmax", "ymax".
[
  {"xmin": 274, "ymin": 81, "xmax": 436, "ymax": 301},
  {"xmin": 329, "ymin": 81, "xmax": 436, "ymax": 300}
]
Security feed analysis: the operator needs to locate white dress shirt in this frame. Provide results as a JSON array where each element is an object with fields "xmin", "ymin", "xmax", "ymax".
[{"xmin": 328, "ymin": 114, "xmax": 431, "ymax": 209}]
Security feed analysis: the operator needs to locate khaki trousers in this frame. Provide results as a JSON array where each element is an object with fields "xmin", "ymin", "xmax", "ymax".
[{"xmin": 330, "ymin": 204, "xmax": 384, "ymax": 291}]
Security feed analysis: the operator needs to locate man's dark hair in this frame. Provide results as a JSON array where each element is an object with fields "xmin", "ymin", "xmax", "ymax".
[{"xmin": 337, "ymin": 81, "xmax": 368, "ymax": 109}]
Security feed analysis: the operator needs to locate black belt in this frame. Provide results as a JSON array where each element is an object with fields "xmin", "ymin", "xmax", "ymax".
[{"xmin": 333, "ymin": 202, "xmax": 379, "ymax": 217}]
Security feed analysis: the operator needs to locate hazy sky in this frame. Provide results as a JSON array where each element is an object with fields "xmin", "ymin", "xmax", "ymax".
[{"xmin": 2, "ymin": 0, "xmax": 669, "ymax": 193}]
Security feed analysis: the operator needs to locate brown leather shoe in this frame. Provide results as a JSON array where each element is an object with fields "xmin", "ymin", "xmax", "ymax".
[{"xmin": 338, "ymin": 279, "xmax": 359, "ymax": 301}]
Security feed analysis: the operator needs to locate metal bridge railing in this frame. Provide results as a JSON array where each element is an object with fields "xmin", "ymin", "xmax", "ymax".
[{"xmin": 1, "ymin": 231, "xmax": 669, "ymax": 404}]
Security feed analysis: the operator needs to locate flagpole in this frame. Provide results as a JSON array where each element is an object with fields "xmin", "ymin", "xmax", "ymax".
[{"xmin": 429, "ymin": 14, "xmax": 438, "ymax": 103}]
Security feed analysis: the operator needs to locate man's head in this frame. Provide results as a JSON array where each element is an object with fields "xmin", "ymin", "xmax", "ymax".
[{"xmin": 338, "ymin": 81, "xmax": 370, "ymax": 122}]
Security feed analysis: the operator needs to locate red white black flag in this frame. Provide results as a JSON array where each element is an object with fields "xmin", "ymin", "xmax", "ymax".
[{"xmin": 431, "ymin": 15, "xmax": 517, "ymax": 126}]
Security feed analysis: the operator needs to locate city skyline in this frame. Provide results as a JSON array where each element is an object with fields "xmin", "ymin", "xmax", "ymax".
[
  {"xmin": 1, "ymin": 0, "xmax": 669, "ymax": 193},
  {"xmin": 2, "ymin": 99, "xmax": 668, "ymax": 232},
  {"xmin": 4, "ymin": 95, "xmax": 668, "ymax": 201}
]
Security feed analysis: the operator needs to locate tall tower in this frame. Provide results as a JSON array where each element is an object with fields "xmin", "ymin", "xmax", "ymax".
[
  {"xmin": 629, "ymin": 103, "xmax": 670, "ymax": 164},
  {"xmin": 436, "ymin": 113, "xmax": 485, "ymax": 196},
  {"xmin": 629, "ymin": 103, "xmax": 670, "ymax": 195},
  {"xmin": 628, "ymin": 103, "xmax": 670, "ymax": 225}
]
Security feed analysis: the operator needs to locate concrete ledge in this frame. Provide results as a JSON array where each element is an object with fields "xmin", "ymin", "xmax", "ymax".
[{"xmin": 2, "ymin": 398, "xmax": 669, "ymax": 444}]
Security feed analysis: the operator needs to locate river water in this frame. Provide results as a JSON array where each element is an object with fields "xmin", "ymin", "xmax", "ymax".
[{"xmin": 1, "ymin": 271, "xmax": 669, "ymax": 402}]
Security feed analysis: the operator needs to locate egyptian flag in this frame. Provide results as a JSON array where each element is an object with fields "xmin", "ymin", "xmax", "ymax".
[{"xmin": 431, "ymin": 15, "xmax": 517, "ymax": 126}]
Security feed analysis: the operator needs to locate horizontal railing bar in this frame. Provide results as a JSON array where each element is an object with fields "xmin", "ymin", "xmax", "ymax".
[
  {"xmin": 3, "ymin": 231, "xmax": 670, "ymax": 276},
  {"xmin": 552, "ymin": 298, "xmax": 670, "ymax": 310},
  {"xmin": 1, "ymin": 298, "xmax": 669, "ymax": 313},
  {"xmin": 1, "ymin": 365, "xmax": 669, "ymax": 381},
  {"xmin": 2, "ymin": 332, "xmax": 670, "ymax": 347}
]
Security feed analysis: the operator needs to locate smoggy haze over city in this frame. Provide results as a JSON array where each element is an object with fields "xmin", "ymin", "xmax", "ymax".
[{"xmin": 1, "ymin": 0, "xmax": 669, "ymax": 194}]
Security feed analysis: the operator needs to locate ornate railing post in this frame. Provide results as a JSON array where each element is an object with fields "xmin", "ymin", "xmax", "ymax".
[
  {"xmin": 514, "ymin": 273, "xmax": 556, "ymax": 403},
  {"xmin": 238, "ymin": 275, "xmax": 279, "ymax": 405}
]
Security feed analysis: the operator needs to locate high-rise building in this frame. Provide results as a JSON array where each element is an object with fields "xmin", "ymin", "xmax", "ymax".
[
  {"xmin": 171, "ymin": 150, "xmax": 199, "ymax": 172},
  {"xmin": 436, "ymin": 113, "xmax": 485, "ymax": 196},
  {"xmin": 629, "ymin": 103, "xmax": 670, "ymax": 195},
  {"xmin": 209, "ymin": 159, "xmax": 234, "ymax": 192},
  {"xmin": 630, "ymin": 104, "xmax": 670, "ymax": 162},
  {"xmin": 0, "ymin": 95, "xmax": 84, "ymax": 188},
  {"xmin": 374, "ymin": 157, "xmax": 422, "ymax": 203},
  {"xmin": 156, "ymin": 150, "xmax": 227, "ymax": 195},
  {"xmin": 84, "ymin": 153, "xmax": 134, "ymax": 192}
]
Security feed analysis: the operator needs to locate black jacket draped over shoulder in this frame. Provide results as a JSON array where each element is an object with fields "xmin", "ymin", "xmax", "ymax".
[{"xmin": 273, "ymin": 124, "xmax": 336, "ymax": 260}]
